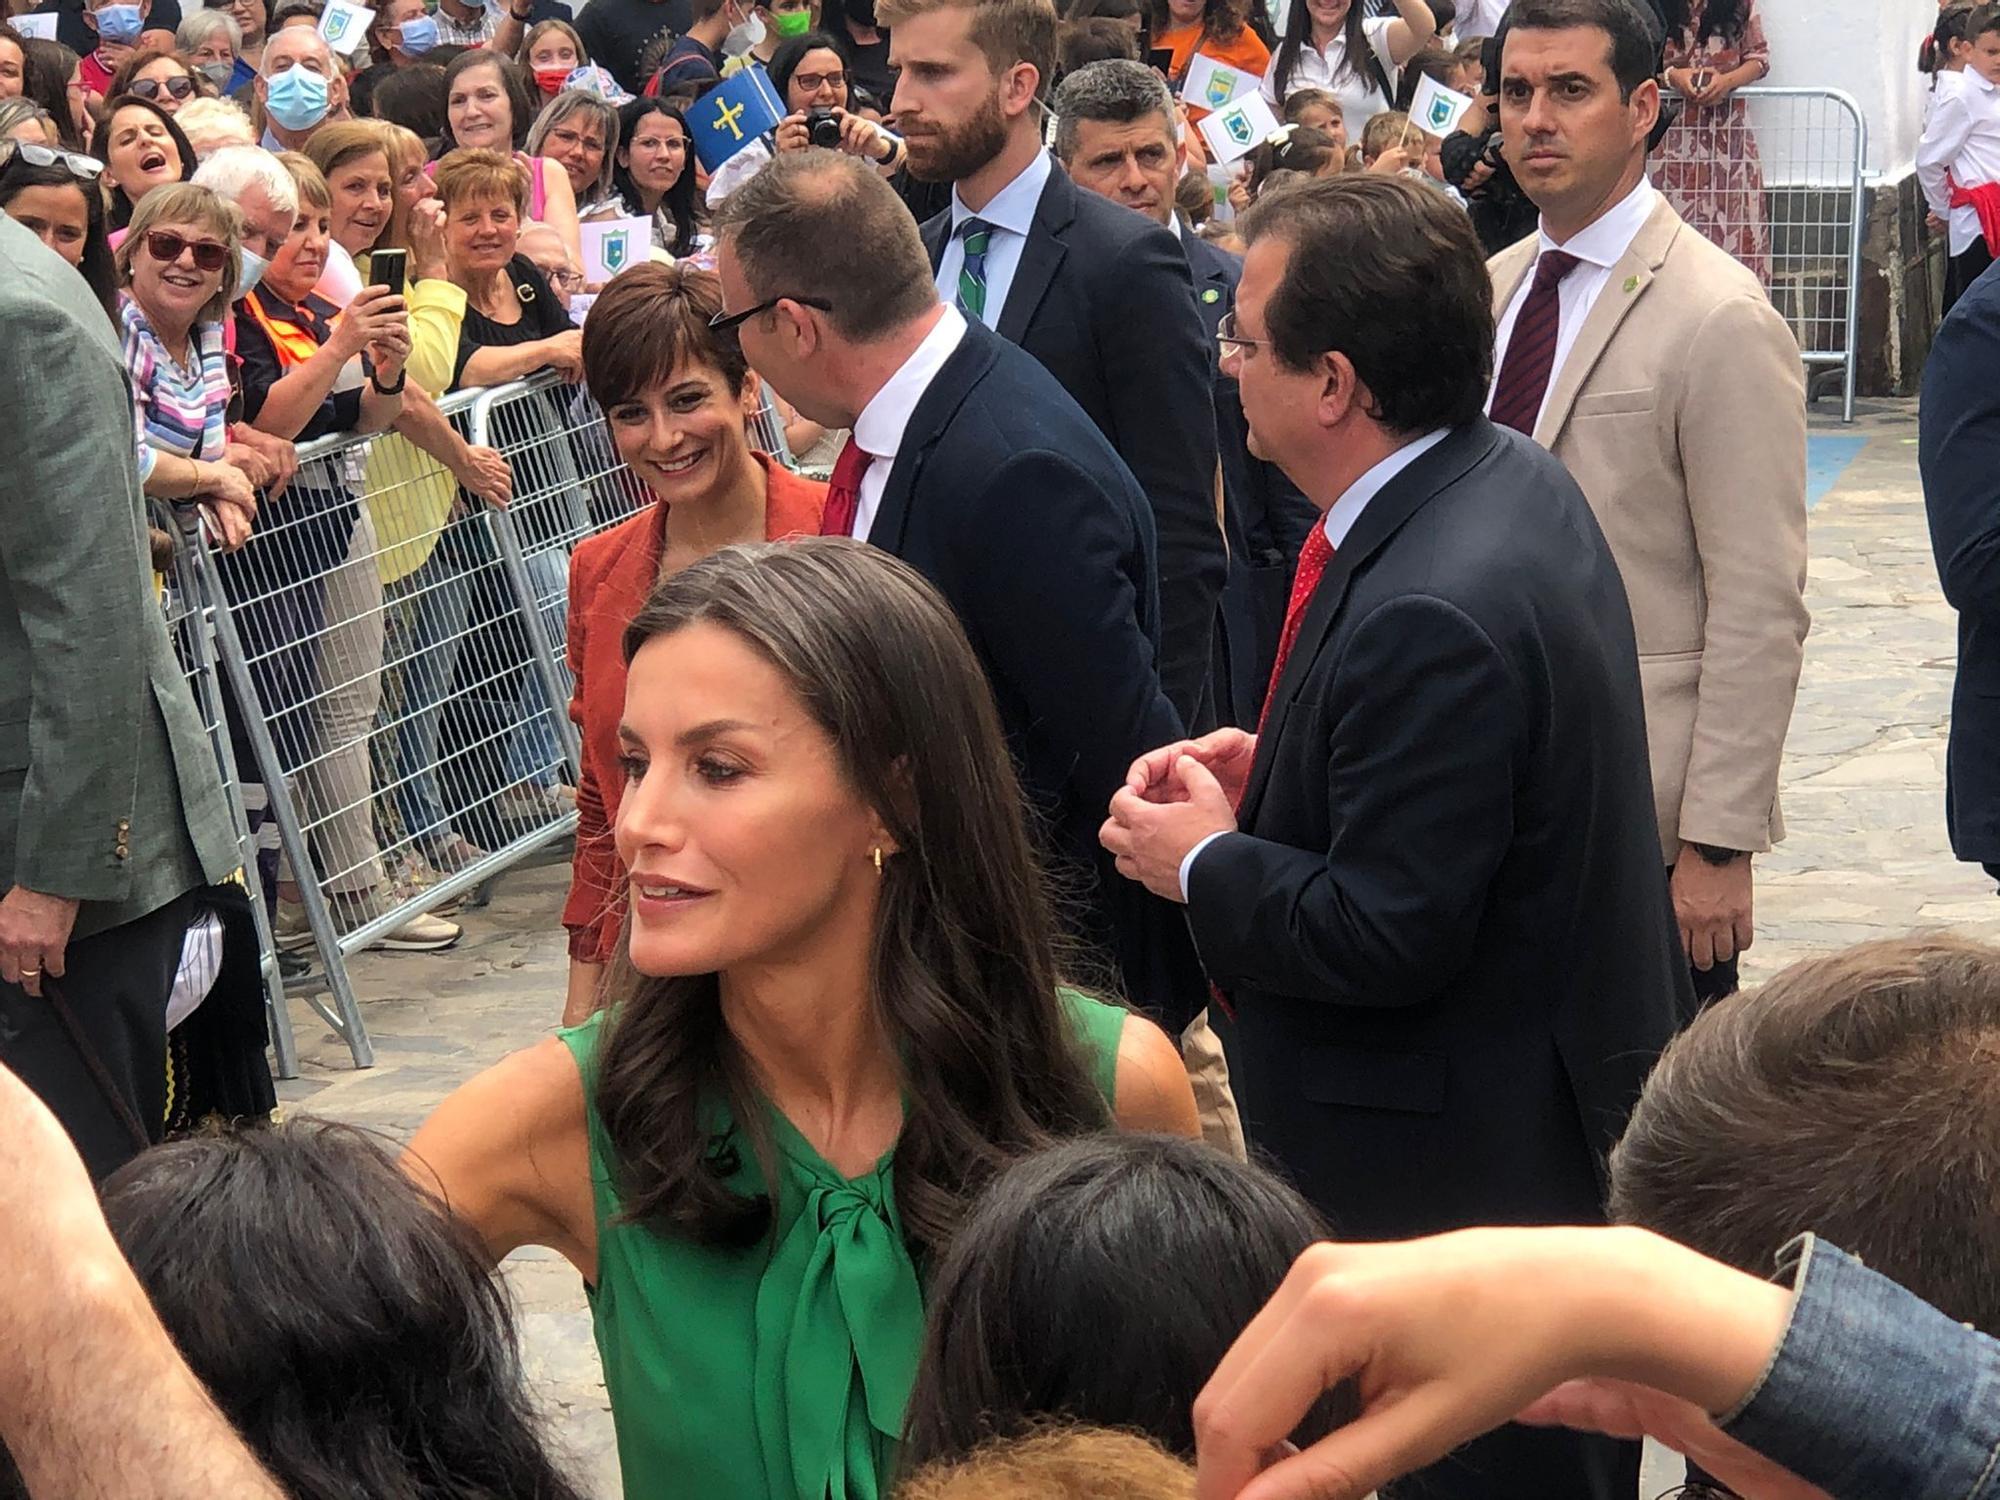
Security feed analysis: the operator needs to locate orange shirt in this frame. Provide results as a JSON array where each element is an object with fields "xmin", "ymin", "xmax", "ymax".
[
  {"xmin": 562, "ymin": 452, "xmax": 827, "ymax": 964},
  {"xmin": 1160, "ymin": 22, "xmax": 1272, "ymax": 117}
]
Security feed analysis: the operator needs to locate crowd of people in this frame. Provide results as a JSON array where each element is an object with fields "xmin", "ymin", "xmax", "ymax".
[{"xmin": 4, "ymin": 0, "xmax": 1997, "ymax": 1496}]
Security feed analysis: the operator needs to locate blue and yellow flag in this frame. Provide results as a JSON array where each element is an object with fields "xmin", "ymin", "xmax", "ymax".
[{"xmin": 689, "ymin": 66, "xmax": 786, "ymax": 172}]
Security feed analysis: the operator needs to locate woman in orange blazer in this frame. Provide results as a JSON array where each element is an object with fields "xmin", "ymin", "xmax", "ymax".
[{"xmin": 562, "ymin": 263, "xmax": 827, "ymax": 1022}]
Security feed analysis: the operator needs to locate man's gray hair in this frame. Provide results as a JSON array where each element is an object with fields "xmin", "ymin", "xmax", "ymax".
[
  {"xmin": 1051, "ymin": 58, "xmax": 1176, "ymax": 163},
  {"xmin": 193, "ymin": 145, "xmax": 301, "ymax": 215},
  {"xmin": 175, "ymin": 8, "xmax": 244, "ymax": 54}
]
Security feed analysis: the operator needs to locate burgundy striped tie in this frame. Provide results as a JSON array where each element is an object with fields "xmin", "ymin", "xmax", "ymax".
[{"xmin": 1490, "ymin": 250, "xmax": 1582, "ymax": 436}]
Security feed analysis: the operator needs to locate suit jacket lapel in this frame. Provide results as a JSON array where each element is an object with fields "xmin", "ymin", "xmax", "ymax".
[
  {"xmin": 1533, "ymin": 200, "xmax": 1679, "ymax": 446},
  {"xmin": 867, "ymin": 327, "xmax": 996, "ymax": 554},
  {"xmin": 921, "ymin": 208, "xmax": 949, "ymax": 274},
  {"xmin": 1236, "ymin": 423, "xmax": 1503, "ymax": 826},
  {"xmin": 996, "ymin": 167, "xmax": 1074, "ymax": 344}
]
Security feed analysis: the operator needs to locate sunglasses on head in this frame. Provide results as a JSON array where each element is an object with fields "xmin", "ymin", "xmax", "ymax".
[
  {"xmin": 144, "ymin": 229, "xmax": 232, "ymax": 273},
  {"xmin": 1, "ymin": 141, "xmax": 104, "ymax": 179},
  {"xmin": 129, "ymin": 75, "xmax": 199, "ymax": 100}
]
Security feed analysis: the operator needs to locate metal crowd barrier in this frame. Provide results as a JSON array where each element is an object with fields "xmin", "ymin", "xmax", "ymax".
[
  {"xmin": 1658, "ymin": 85, "xmax": 1867, "ymax": 421},
  {"xmin": 166, "ymin": 370, "xmax": 802, "ymax": 1069}
]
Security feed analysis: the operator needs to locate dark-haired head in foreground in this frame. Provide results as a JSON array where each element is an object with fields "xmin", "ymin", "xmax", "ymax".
[
  {"xmin": 900, "ymin": 1133, "xmax": 1354, "ymax": 1470},
  {"xmin": 97, "ymin": 1120, "xmax": 587, "ymax": 1500}
]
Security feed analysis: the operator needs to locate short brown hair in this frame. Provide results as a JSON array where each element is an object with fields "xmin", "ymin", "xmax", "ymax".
[
  {"xmin": 1240, "ymin": 174, "xmax": 1493, "ymax": 433},
  {"xmin": 302, "ymin": 119, "xmax": 392, "ymax": 183},
  {"xmin": 583, "ymin": 261, "xmax": 752, "ymax": 410},
  {"xmin": 711, "ymin": 148, "xmax": 935, "ymax": 341},
  {"xmin": 117, "ymin": 181, "xmax": 244, "ymax": 322},
  {"xmin": 431, "ymin": 146, "xmax": 531, "ymax": 217},
  {"xmin": 274, "ymin": 148, "xmax": 330, "ymax": 211},
  {"xmin": 1611, "ymin": 936, "xmax": 2000, "ymax": 1335},
  {"xmin": 897, "ymin": 1426, "xmax": 1195, "ymax": 1500},
  {"xmin": 875, "ymin": 0, "xmax": 1058, "ymax": 92}
]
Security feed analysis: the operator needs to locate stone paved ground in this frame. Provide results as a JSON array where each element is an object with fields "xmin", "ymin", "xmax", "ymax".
[{"xmin": 275, "ymin": 399, "xmax": 1963, "ymax": 1500}]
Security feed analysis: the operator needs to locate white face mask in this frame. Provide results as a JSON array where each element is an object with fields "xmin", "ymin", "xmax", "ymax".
[
  {"xmin": 236, "ymin": 244, "xmax": 272, "ymax": 296},
  {"xmin": 722, "ymin": 6, "xmax": 764, "ymax": 56}
]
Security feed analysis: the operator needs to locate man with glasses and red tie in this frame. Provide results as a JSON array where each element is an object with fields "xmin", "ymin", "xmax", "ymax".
[
  {"xmin": 711, "ymin": 147, "xmax": 1209, "ymax": 1036},
  {"xmin": 1100, "ymin": 172, "xmax": 1691, "ymax": 1500}
]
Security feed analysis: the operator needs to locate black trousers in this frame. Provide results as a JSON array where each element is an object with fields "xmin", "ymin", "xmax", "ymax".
[
  {"xmin": 0, "ymin": 891, "xmax": 194, "ymax": 1182},
  {"xmin": 1945, "ymin": 241, "xmax": 1995, "ymax": 318}
]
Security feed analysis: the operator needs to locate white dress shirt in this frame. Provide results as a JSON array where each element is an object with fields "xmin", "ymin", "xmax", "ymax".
[
  {"xmin": 1259, "ymin": 16, "xmax": 1395, "ymax": 134},
  {"xmin": 1918, "ymin": 67, "xmax": 2000, "ymax": 257},
  {"xmin": 1176, "ymin": 426, "xmax": 1451, "ymax": 900},
  {"xmin": 1487, "ymin": 177, "xmax": 1658, "ymax": 435},
  {"xmin": 933, "ymin": 149, "xmax": 1053, "ymax": 331},
  {"xmin": 1451, "ymin": 0, "xmax": 1512, "ymax": 43},
  {"xmin": 839, "ymin": 305, "xmax": 969, "ymax": 543}
]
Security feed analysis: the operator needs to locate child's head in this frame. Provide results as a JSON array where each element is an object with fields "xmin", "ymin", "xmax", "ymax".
[
  {"xmin": 1453, "ymin": 33, "xmax": 1485, "ymax": 93},
  {"xmin": 1279, "ymin": 85, "xmax": 1343, "ymax": 148},
  {"xmin": 1970, "ymin": 2, "xmax": 2000, "ymax": 84},
  {"xmin": 898, "ymin": 1134, "xmax": 1353, "ymax": 1468},
  {"xmin": 1244, "ymin": 123, "xmax": 1341, "ymax": 199}
]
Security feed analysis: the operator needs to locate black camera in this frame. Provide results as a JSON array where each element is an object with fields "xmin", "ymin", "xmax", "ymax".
[{"xmin": 805, "ymin": 107, "xmax": 844, "ymax": 149}]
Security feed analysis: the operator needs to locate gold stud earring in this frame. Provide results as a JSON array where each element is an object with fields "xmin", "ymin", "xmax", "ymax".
[{"xmin": 872, "ymin": 847, "xmax": 884, "ymax": 874}]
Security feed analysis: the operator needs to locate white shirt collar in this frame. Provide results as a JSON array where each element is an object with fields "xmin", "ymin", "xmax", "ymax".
[
  {"xmin": 1321, "ymin": 427, "xmax": 1451, "ymax": 548},
  {"xmin": 1970, "ymin": 68, "xmax": 2000, "ymax": 97},
  {"xmin": 1536, "ymin": 176, "xmax": 1657, "ymax": 270},
  {"xmin": 852, "ymin": 305, "xmax": 969, "ymax": 463},
  {"xmin": 950, "ymin": 149, "xmax": 1052, "ymax": 237}
]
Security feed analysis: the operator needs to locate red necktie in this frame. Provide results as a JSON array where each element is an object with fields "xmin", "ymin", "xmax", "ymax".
[
  {"xmin": 1489, "ymin": 249, "xmax": 1582, "ymax": 436},
  {"xmin": 819, "ymin": 437, "xmax": 873, "ymax": 538},
  {"xmin": 1255, "ymin": 524, "xmax": 1335, "ymax": 738}
]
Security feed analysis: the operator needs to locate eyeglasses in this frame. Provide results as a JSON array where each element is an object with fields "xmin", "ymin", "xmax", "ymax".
[
  {"xmin": 708, "ymin": 293, "xmax": 832, "ymax": 332},
  {"xmin": 129, "ymin": 75, "xmax": 200, "ymax": 100},
  {"xmin": 1, "ymin": 141, "xmax": 103, "ymax": 179},
  {"xmin": 546, "ymin": 266, "xmax": 584, "ymax": 289},
  {"xmin": 144, "ymin": 229, "xmax": 232, "ymax": 272},
  {"xmin": 1216, "ymin": 309, "xmax": 1268, "ymax": 358},
  {"xmin": 792, "ymin": 69, "xmax": 846, "ymax": 93}
]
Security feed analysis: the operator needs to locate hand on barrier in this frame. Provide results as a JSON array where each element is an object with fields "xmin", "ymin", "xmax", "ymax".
[
  {"xmin": 454, "ymin": 443, "xmax": 514, "ymax": 509},
  {"xmin": 227, "ymin": 425, "xmax": 297, "ymax": 502},
  {"xmin": 196, "ymin": 461, "xmax": 258, "ymax": 550},
  {"xmin": 539, "ymin": 329, "xmax": 585, "ymax": 382}
]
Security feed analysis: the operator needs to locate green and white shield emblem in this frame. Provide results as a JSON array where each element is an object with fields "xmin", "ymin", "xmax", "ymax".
[
  {"xmin": 1225, "ymin": 107, "xmax": 1254, "ymax": 146},
  {"xmin": 603, "ymin": 229, "xmax": 629, "ymax": 273},
  {"xmin": 1204, "ymin": 67, "xmax": 1238, "ymax": 109},
  {"xmin": 1425, "ymin": 93, "xmax": 1456, "ymax": 132}
]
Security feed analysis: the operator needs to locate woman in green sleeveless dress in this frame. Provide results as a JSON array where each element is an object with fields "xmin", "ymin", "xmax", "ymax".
[{"xmin": 407, "ymin": 541, "xmax": 1200, "ymax": 1500}]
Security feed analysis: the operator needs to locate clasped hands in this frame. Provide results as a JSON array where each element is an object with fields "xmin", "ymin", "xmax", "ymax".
[{"xmin": 1099, "ymin": 728, "xmax": 1255, "ymax": 903}]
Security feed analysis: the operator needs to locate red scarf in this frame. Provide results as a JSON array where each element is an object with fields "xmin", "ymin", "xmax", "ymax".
[{"xmin": 1949, "ymin": 174, "xmax": 2000, "ymax": 256}]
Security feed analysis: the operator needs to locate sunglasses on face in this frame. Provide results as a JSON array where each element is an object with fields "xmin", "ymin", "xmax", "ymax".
[
  {"xmin": 1, "ymin": 140, "xmax": 104, "ymax": 178},
  {"xmin": 129, "ymin": 75, "xmax": 199, "ymax": 100},
  {"xmin": 144, "ymin": 229, "xmax": 231, "ymax": 272},
  {"xmin": 708, "ymin": 293, "xmax": 831, "ymax": 332}
]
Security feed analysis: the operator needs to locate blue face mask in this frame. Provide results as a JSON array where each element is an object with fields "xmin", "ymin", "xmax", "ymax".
[
  {"xmin": 397, "ymin": 14, "xmax": 440, "ymax": 53},
  {"xmin": 95, "ymin": 3, "xmax": 145, "ymax": 43},
  {"xmin": 264, "ymin": 63, "xmax": 330, "ymax": 132},
  {"xmin": 236, "ymin": 244, "xmax": 271, "ymax": 297}
]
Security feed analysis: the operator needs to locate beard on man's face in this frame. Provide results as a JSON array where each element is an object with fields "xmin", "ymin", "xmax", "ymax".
[{"xmin": 901, "ymin": 85, "xmax": 1010, "ymax": 182}]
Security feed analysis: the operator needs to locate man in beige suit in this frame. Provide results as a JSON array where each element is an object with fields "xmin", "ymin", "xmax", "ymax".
[{"xmin": 1488, "ymin": 0, "xmax": 1808, "ymax": 1004}]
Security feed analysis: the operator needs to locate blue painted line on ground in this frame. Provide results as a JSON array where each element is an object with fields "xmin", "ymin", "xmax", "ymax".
[{"xmin": 1806, "ymin": 434, "xmax": 1869, "ymax": 511}]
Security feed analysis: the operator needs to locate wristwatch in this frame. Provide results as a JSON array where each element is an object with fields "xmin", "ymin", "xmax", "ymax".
[
  {"xmin": 1688, "ymin": 842, "xmax": 1747, "ymax": 867},
  {"xmin": 369, "ymin": 367, "xmax": 407, "ymax": 395}
]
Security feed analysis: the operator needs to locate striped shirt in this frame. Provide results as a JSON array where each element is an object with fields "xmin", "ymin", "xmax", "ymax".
[{"xmin": 119, "ymin": 294, "xmax": 231, "ymax": 484}]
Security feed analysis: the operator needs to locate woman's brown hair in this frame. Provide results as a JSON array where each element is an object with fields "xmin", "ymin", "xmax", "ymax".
[
  {"xmin": 595, "ymin": 539, "xmax": 1112, "ymax": 1258},
  {"xmin": 582, "ymin": 261, "xmax": 750, "ymax": 410}
]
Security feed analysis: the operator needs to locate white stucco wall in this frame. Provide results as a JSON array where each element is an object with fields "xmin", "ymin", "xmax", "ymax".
[{"xmin": 1755, "ymin": 0, "xmax": 1933, "ymax": 181}]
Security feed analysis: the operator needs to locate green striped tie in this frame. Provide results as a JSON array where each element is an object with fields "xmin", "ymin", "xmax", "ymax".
[{"xmin": 955, "ymin": 217, "xmax": 993, "ymax": 324}]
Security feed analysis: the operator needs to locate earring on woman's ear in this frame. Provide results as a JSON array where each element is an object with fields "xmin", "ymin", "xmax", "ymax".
[{"xmin": 872, "ymin": 847, "xmax": 884, "ymax": 874}]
